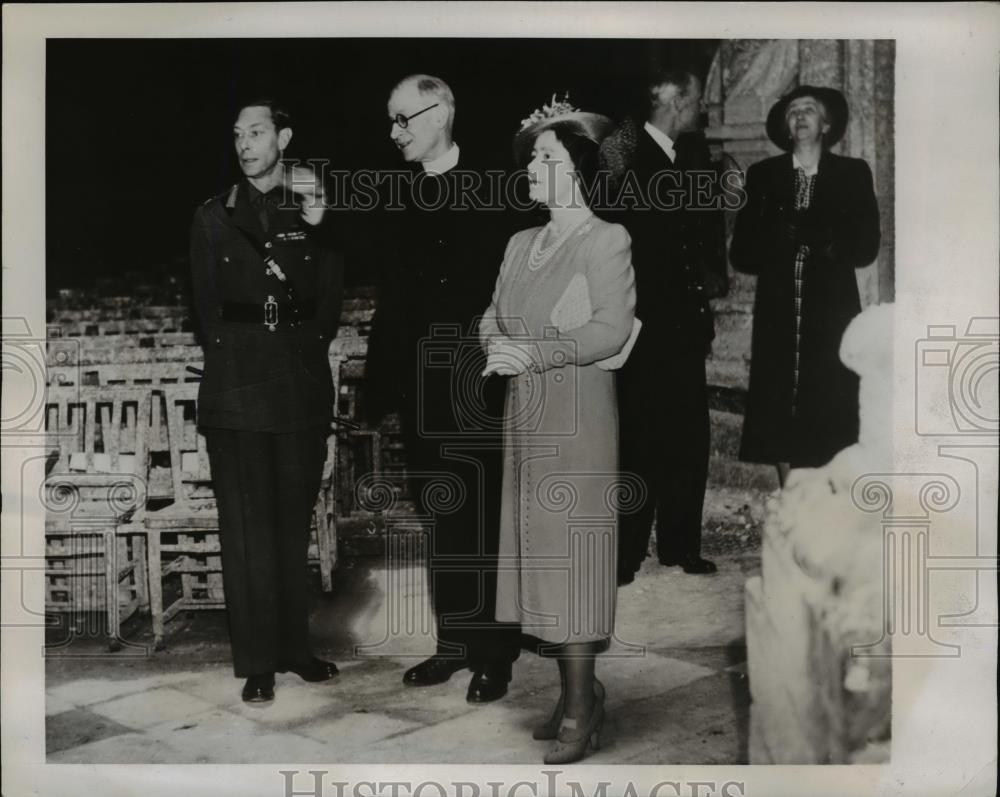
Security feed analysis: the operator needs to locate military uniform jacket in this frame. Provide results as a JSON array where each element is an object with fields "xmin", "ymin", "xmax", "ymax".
[{"xmin": 189, "ymin": 180, "xmax": 345, "ymax": 433}]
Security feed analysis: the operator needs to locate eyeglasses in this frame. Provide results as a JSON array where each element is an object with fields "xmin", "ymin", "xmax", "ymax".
[{"xmin": 392, "ymin": 103, "xmax": 439, "ymax": 129}]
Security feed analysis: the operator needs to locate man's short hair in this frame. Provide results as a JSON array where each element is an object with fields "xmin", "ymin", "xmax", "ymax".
[
  {"xmin": 234, "ymin": 98, "xmax": 292, "ymax": 132},
  {"xmin": 647, "ymin": 67, "xmax": 699, "ymax": 102},
  {"xmin": 393, "ymin": 74, "xmax": 456, "ymax": 127}
]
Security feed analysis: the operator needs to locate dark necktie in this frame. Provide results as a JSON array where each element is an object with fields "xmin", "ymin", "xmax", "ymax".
[{"xmin": 254, "ymin": 190, "xmax": 278, "ymax": 233}]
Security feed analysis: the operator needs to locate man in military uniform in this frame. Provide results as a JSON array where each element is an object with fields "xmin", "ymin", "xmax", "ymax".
[
  {"xmin": 364, "ymin": 74, "xmax": 520, "ymax": 702},
  {"xmin": 189, "ymin": 99, "xmax": 344, "ymax": 704},
  {"xmin": 601, "ymin": 68, "xmax": 720, "ymax": 583}
]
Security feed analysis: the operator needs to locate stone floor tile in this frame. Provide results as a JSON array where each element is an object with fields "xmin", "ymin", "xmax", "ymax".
[
  {"xmin": 598, "ymin": 653, "xmax": 717, "ymax": 708},
  {"xmin": 46, "ymin": 672, "xmax": 193, "ymax": 708},
  {"xmin": 46, "ymin": 707, "xmax": 134, "ymax": 755},
  {"xmin": 46, "ymin": 731, "xmax": 183, "ymax": 764},
  {"xmin": 144, "ymin": 707, "xmax": 269, "ymax": 763},
  {"xmin": 361, "ymin": 701, "xmax": 544, "ymax": 763},
  {"xmin": 44, "ymin": 553, "xmax": 758, "ymax": 764},
  {"xmin": 614, "ymin": 559, "xmax": 752, "ymax": 651},
  {"xmin": 88, "ymin": 687, "xmax": 217, "ymax": 730},
  {"xmin": 373, "ymin": 683, "xmax": 480, "ymax": 727},
  {"xmin": 611, "ymin": 671, "xmax": 750, "ymax": 764},
  {"xmin": 169, "ymin": 664, "xmax": 245, "ymax": 709},
  {"xmin": 235, "ymin": 728, "xmax": 336, "ymax": 764},
  {"xmin": 298, "ymin": 710, "xmax": 423, "ymax": 752},
  {"xmin": 327, "ymin": 659, "xmax": 479, "ymax": 727},
  {"xmin": 45, "ymin": 692, "xmax": 76, "ymax": 716}
]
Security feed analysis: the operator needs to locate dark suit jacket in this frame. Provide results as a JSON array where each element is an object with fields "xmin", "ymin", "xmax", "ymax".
[
  {"xmin": 189, "ymin": 180, "xmax": 345, "ymax": 433},
  {"xmin": 729, "ymin": 151, "xmax": 880, "ymax": 466},
  {"xmin": 606, "ymin": 127, "xmax": 715, "ymax": 358}
]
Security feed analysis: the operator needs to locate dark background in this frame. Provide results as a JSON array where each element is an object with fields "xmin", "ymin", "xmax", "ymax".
[{"xmin": 46, "ymin": 38, "xmax": 718, "ymax": 294}]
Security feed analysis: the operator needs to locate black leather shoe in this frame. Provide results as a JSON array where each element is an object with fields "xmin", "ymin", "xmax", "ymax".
[
  {"xmin": 660, "ymin": 555, "xmax": 718, "ymax": 574},
  {"xmin": 278, "ymin": 656, "xmax": 339, "ymax": 683},
  {"xmin": 402, "ymin": 655, "xmax": 468, "ymax": 686},
  {"xmin": 466, "ymin": 665, "xmax": 511, "ymax": 704},
  {"xmin": 241, "ymin": 673, "xmax": 275, "ymax": 704}
]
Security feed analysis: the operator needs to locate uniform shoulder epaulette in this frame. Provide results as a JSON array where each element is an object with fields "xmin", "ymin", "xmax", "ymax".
[{"xmin": 202, "ymin": 184, "xmax": 239, "ymax": 207}]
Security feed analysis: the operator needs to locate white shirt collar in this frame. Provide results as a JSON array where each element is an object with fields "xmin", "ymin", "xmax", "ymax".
[
  {"xmin": 422, "ymin": 142, "xmax": 460, "ymax": 175},
  {"xmin": 644, "ymin": 122, "xmax": 676, "ymax": 162},
  {"xmin": 792, "ymin": 153, "xmax": 819, "ymax": 177}
]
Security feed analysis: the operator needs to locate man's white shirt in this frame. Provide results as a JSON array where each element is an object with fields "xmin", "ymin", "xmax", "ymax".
[
  {"xmin": 422, "ymin": 143, "xmax": 460, "ymax": 175},
  {"xmin": 643, "ymin": 122, "xmax": 676, "ymax": 163}
]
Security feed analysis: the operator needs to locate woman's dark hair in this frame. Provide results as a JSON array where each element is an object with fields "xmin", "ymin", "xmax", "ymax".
[
  {"xmin": 546, "ymin": 121, "xmax": 602, "ymax": 197},
  {"xmin": 516, "ymin": 119, "xmax": 607, "ymax": 207}
]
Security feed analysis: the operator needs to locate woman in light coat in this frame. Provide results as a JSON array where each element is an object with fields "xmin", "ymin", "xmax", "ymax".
[{"xmin": 479, "ymin": 98, "xmax": 636, "ymax": 763}]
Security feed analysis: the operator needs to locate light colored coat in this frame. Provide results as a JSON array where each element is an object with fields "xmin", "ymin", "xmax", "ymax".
[{"xmin": 479, "ymin": 218, "xmax": 636, "ymax": 645}]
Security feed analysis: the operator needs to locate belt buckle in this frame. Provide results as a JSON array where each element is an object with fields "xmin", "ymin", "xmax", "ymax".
[{"xmin": 264, "ymin": 295, "xmax": 278, "ymax": 331}]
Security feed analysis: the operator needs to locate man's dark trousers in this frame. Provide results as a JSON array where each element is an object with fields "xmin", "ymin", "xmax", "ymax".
[
  {"xmin": 617, "ymin": 326, "xmax": 710, "ymax": 570},
  {"xmin": 205, "ymin": 427, "xmax": 327, "ymax": 678}
]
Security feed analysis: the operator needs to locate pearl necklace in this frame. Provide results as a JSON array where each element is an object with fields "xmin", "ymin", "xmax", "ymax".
[{"xmin": 527, "ymin": 214, "xmax": 594, "ymax": 271}]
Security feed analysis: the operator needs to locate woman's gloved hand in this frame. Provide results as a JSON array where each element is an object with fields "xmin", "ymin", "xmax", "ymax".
[{"xmin": 482, "ymin": 338, "xmax": 537, "ymax": 376}]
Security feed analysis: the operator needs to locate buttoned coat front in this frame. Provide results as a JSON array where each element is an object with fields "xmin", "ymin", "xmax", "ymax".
[
  {"xmin": 187, "ymin": 178, "xmax": 345, "ymax": 676},
  {"xmin": 729, "ymin": 152, "xmax": 880, "ymax": 467},
  {"xmin": 189, "ymin": 181, "xmax": 344, "ymax": 433},
  {"xmin": 480, "ymin": 218, "xmax": 635, "ymax": 646}
]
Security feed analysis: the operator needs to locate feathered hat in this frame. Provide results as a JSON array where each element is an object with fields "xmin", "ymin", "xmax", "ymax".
[{"xmin": 513, "ymin": 92, "xmax": 616, "ymax": 165}]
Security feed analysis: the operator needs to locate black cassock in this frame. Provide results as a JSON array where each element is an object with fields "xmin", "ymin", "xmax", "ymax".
[{"xmin": 364, "ymin": 153, "xmax": 521, "ymax": 667}]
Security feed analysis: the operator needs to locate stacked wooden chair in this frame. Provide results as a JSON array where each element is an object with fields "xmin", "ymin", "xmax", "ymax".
[{"xmin": 44, "ymin": 384, "xmax": 152, "ymax": 651}]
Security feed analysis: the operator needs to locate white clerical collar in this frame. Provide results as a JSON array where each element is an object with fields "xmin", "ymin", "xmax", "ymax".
[
  {"xmin": 792, "ymin": 153, "xmax": 819, "ymax": 177},
  {"xmin": 644, "ymin": 122, "xmax": 676, "ymax": 162},
  {"xmin": 422, "ymin": 143, "xmax": 460, "ymax": 175}
]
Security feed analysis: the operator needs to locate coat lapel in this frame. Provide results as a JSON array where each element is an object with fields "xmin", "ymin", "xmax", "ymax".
[
  {"xmin": 809, "ymin": 151, "xmax": 842, "ymax": 215},
  {"xmin": 227, "ymin": 180, "xmax": 267, "ymax": 243},
  {"xmin": 637, "ymin": 128, "xmax": 674, "ymax": 173},
  {"xmin": 772, "ymin": 153, "xmax": 798, "ymax": 213}
]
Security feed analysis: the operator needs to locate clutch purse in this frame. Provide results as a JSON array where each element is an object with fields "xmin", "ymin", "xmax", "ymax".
[{"xmin": 550, "ymin": 273, "xmax": 641, "ymax": 371}]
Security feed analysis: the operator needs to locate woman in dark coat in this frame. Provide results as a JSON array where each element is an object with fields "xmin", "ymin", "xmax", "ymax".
[{"xmin": 730, "ymin": 85, "xmax": 880, "ymax": 481}]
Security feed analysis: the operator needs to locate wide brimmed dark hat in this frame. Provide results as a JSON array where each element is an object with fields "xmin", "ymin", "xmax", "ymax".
[
  {"xmin": 766, "ymin": 85, "xmax": 849, "ymax": 151},
  {"xmin": 514, "ymin": 94, "xmax": 616, "ymax": 165}
]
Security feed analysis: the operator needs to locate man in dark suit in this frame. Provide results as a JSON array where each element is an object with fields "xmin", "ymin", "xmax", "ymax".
[
  {"xmin": 189, "ymin": 98, "xmax": 344, "ymax": 704},
  {"xmin": 364, "ymin": 74, "xmax": 520, "ymax": 702},
  {"xmin": 602, "ymin": 68, "xmax": 719, "ymax": 582}
]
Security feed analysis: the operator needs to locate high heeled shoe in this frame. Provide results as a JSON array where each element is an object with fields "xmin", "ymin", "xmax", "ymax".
[
  {"xmin": 542, "ymin": 680, "xmax": 606, "ymax": 764},
  {"xmin": 534, "ymin": 678, "xmax": 604, "ymax": 740},
  {"xmin": 532, "ymin": 692, "xmax": 565, "ymax": 740}
]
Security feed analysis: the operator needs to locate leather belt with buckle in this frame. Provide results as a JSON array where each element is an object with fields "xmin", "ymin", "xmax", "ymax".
[{"xmin": 221, "ymin": 298, "xmax": 317, "ymax": 331}]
